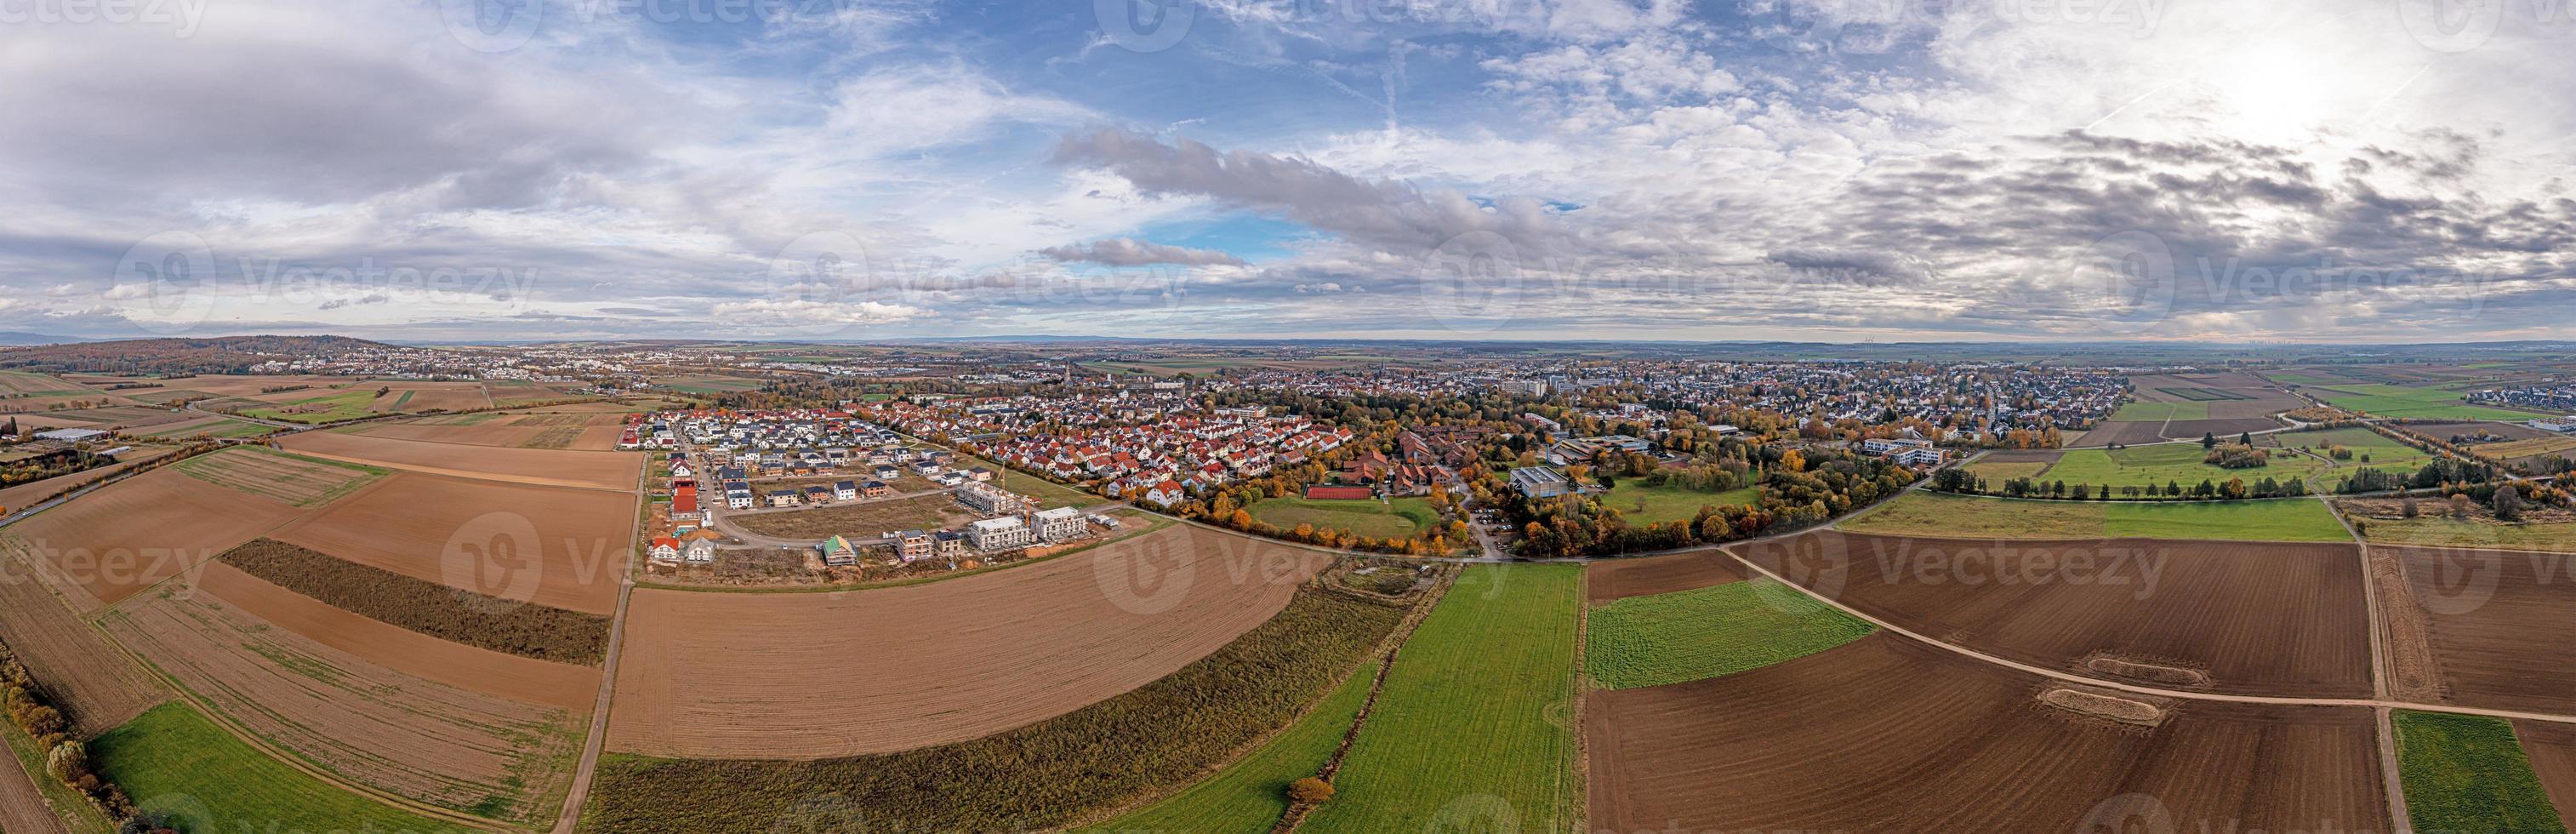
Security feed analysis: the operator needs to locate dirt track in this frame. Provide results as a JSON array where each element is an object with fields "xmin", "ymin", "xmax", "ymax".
[
  {"xmin": 604, "ymin": 524, "xmax": 1329, "ymax": 759},
  {"xmin": 1587, "ymin": 633, "xmax": 2389, "ymax": 832},
  {"xmin": 1584, "ymin": 549, "xmax": 1745, "ymax": 603},
  {"xmin": 1734, "ymin": 531, "xmax": 2374, "ymax": 698}
]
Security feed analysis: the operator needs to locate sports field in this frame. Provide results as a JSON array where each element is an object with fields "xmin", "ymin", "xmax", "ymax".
[
  {"xmin": 2306, "ymin": 384, "xmax": 2541, "ymax": 420},
  {"xmin": 2391, "ymin": 711, "xmax": 2568, "ymax": 834},
  {"xmin": 1587, "ymin": 578, "xmax": 1872, "ymax": 689},
  {"xmin": 91, "ymin": 702, "xmax": 477, "ymax": 834},
  {"xmin": 1302, "ymin": 564, "xmax": 1582, "ymax": 833},
  {"xmin": 1838, "ymin": 492, "xmax": 2353, "ymax": 542},
  {"xmin": 1248, "ymin": 495, "xmax": 1437, "ymax": 539},
  {"xmin": 1596, "ymin": 480, "xmax": 1760, "ymax": 524}
]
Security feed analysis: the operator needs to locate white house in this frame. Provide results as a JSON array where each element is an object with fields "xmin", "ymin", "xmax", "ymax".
[
  {"xmin": 968, "ymin": 516, "xmax": 1035, "ymax": 551},
  {"xmin": 1032, "ymin": 506, "xmax": 1087, "ymax": 543},
  {"xmin": 683, "ymin": 537, "xmax": 719, "ymax": 563},
  {"xmin": 1145, "ymin": 480, "xmax": 1186, "ymax": 507}
]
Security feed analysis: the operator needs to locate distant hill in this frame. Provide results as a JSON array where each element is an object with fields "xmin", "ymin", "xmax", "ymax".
[
  {"xmin": 0, "ymin": 334, "xmax": 393, "ymax": 374},
  {"xmin": 0, "ymin": 331, "xmax": 83, "ymax": 346}
]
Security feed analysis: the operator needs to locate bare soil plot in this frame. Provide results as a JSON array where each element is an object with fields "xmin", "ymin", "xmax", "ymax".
[
  {"xmin": 271, "ymin": 472, "xmax": 631, "ymax": 615},
  {"xmin": 606, "ymin": 524, "xmax": 1331, "ymax": 759},
  {"xmin": 220, "ymin": 538, "xmax": 612, "ymax": 665},
  {"xmin": 279, "ymin": 431, "xmax": 641, "ymax": 490},
  {"xmin": 100, "ymin": 566, "xmax": 587, "ymax": 825},
  {"xmin": 1732, "ymin": 531, "xmax": 2374, "ymax": 697},
  {"xmin": 1586, "ymin": 549, "xmax": 1745, "ymax": 603},
  {"xmin": 728, "ymin": 492, "xmax": 976, "ymax": 540},
  {"xmin": 2387, "ymin": 546, "xmax": 2576, "ymax": 714},
  {"xmin": 195, "ymin": 562, "xmax": 599, "ymax": 709},
  {"xmin": 2074, "ymin": 420, "xmax": 2171, "ymax": 447},
  {"xmin": 170, "ymin": 445, "xmax": 385, "ymax": 506},
  {"xmin": 349, "ymin": 420, "xmax": 553, "ymax": 448},
  {"xmin": 0, "ymin": 749, "xmax": 68, "ymax": 834},
  {"xmin": 1587, "ymin": 633, "xmax": 2389, "ymax": 833},
  {"xmin": 370, "ymin": 383, "xmax": 488, "ymax": 413},
  {"xmin": 0, "ymin": 551, "xmax": 167, "ymax": 734},
  {"xmin": 0, "ymin": 468, "xmax": 305, "ymax": 611},
  {"xmin": 2516, "ymin": 720, "xmax": 2576, "ymax": 832}
]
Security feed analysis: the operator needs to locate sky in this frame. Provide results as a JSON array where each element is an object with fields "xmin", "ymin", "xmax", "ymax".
[{"xmin": 3, "ymin": 0, "xmax": 2573, "ymax": 344}]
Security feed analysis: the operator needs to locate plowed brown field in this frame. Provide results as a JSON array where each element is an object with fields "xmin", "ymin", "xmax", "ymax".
[
  {"xmin": 2389, "ymin": 546, "xmax": 2576, "ymax": 713},
  {"xmin": 100, "ymin": 564, "xmax": 588, "ymax": 824},
  {"xmin": 272, "ymin": 473, "xmax": 630, "ymax": 615},
  {"xmin": 197, "ymin": 562, "xmax": 601, "ymax": 710},
  {"xmin": 0, "ymin": 551, "xmax": 166, "ymax": 733},
  {"xmin": 606, "ymin": 524, "xmax": 1330, "ymax": 759},
  {"xmin": 1, "ymin": 468, "xmax": 305, "ymax": 610},
  {"xmin": 278, "ymin": 431, "xmax": 640, "ymax": 490},
  {"xmin": 1587, "ymin": 633, "xmax": 2389, "ymax": 833},
  {"xmin": 1732, "ymin": 531, "xmax": 2373, "ymax": 697},
  {"xmin": 2518, "ymin": 720, "xmax": 2576, "ymax": 832},
  {"xmin": 1585, "ymin": 549, "xmax": 1744, "ymax": 603}
]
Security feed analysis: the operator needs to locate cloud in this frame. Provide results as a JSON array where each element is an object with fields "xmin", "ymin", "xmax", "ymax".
[
  {"xmin": 707, "ymin": 298, "xmax": 924, "ymax": 325},
  {"xmin": 1039, "ymin": 237, "xmax": 1245, "ymax": 266}
]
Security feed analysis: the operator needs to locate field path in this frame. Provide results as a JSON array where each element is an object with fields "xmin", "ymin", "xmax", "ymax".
[{"xmin": 550, "ymin": 445, "xmax": 647, "ymax": 834}]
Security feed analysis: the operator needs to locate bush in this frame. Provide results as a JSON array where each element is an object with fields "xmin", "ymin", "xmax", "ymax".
[
  {"xmin": 1287, "ymin": 776, "xmax": 1336, "ymax": 803},
  {"xmin": 44, "ymin": 740, "xmax": 87, "ymax": 785}
]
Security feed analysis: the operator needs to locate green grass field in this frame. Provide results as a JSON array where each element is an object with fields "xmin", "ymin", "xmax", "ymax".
[
  {"xmin": 1839, "ymin": 492, "xmax": 2354, "ymax": 542},
  {"xmin": 1302, "ymin": 565, "xmax": 1581, "ymax": 833},
  {"xmin": 1083, "ymin": 660, "xmax": 1382, "ymax": 833},
  {"xmin": 2391, "ymin": 711, "xmax": 2569, "ymax": 834},
  {"xmin": 2283, "ymin": 426, "xmax": 2442, "ymax": 482},
  {"xmin": 2307, "ymin": 384, "xmax": 2541, "ymax": 420},
  {"xmin": 2108, "ymin": 400, "xmax": 2209, "ymax": 421},
  {"xmin": 2355, "ymin": 515, "xmax": 2576, "ymax": 552},
  {"xmin": 237, "ymin": 389, "xmax": 383, "ymax": 424},
  {"xmin": 2041, "ymin": 444, "xmax": 2331, "ymax": 491},
  {"xmin": 91, "ymin": 702, "xmax": 476, "ymax": 834},
  {"xmin": 1250, "ymin": 495, "xmax": 1438, "ymax": 539},
  {"xmin": 1963, "ymin": 457, "xmax": 2055, "ymax": 483},
  {"xmin": 1587, "ymin": 579, "xmax": 1873, "ymax": 688},
  {"xmin": 1595, "ymin": 479, "xmax": 1760, "ymax": 524}
]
